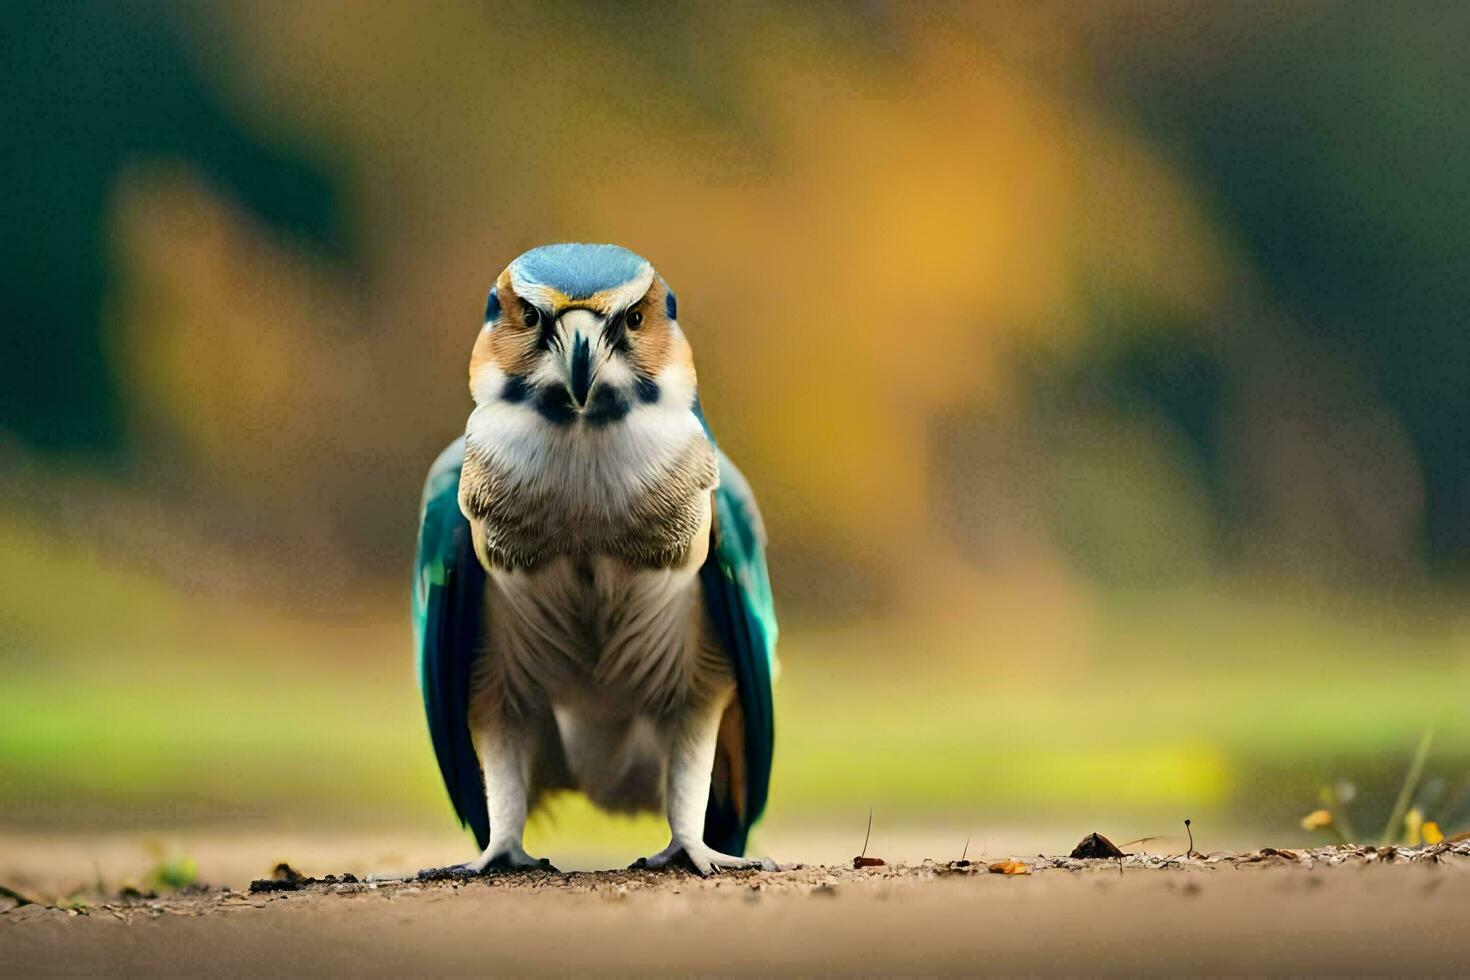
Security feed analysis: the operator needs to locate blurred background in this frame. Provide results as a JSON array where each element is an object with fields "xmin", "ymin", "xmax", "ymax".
[{"xmin": 3, "ymin": 0, "xmax": 1469, "ymax": 883}]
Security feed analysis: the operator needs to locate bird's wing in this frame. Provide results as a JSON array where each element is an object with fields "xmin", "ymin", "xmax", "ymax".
[
  {"xmin": 697, "ymin": 436, "xmax": 779, "ymax": 856},
  {"xmin": 412, "ymin": 437, "xmax": 491, "ymax": 849}
]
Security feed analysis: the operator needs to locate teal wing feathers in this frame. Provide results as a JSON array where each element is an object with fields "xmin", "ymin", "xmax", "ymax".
[
  {"xmin": 696, "ymin": 411, "xmax": 779, "ymax": 855},
  {"xmin": 412, "ymin": 437, "xmax": 491, "ymax": 849}
]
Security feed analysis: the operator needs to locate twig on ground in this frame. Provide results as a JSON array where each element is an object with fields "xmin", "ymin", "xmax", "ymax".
[
  {"xmin": 1116, "ymin": 836, "xmax": 1162, "ymax": 849},
  {"xmin": 1381, "ymin": 729, "xmax": 1435, "ymax": 845},
  {"xmin": 852, "ymin": 808, "xmax": 885, "ymax": 868}
]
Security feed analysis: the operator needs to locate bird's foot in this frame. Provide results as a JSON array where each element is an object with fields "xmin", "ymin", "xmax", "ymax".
[
  {"xmin": 469, "ymin": 842, "xmax": 560, "ymax": 874},
  {"xmin": 417, "ymin": 844, "xmax": 558, "ymax": 881},
  {"xmin": 630, "ymin": 839, "xmax": 776, "ymax": 877}
]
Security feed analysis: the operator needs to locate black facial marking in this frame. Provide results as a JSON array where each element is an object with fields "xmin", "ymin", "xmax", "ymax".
[
  {"xmin": 602, "ymin": 313, "xmax": 631, "ymax": 354},
  {"xmin": 484, "ymin": 287, "xmax": 501, "ymax": 322},
  {"xmin": 570, "ymin": 334, "xmax": 591, "ymax": 405},
  {"xmin": 634, "ymin": 375, "xmax": 660, "ymax": 404},
  {"xmin": 584, "ymin": 385, "xmax": 631, "ymax": 428},
  {"xmin": 500, "ymin": 374, "xmax": 530, "ymax": 404},
  {"xmin": 533, "ymin": 385, "xmax": 578, "ymax": 426},
  {"xmin": 665, "ymin": 290, "xmax": 677, "ymax": 320},
  {"xmin": 534, "ymin": 308, "xmax": 559, "ymax": 353}
]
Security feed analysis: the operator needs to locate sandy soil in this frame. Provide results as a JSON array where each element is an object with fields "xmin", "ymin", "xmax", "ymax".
[{"xmin": 5, "ymin": 842, "xmax": 1469, "ymax": 976}]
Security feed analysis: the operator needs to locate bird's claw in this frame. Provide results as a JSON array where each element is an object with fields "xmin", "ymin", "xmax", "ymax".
[
  {"xmin": 479, "ymin": 853, "xmax": 560, "ymax": 874},
  {"xmin": 630, "ymin": 842, "xmax": 776, "ymax": 877},
  {"xmin": 418, "ymin": 849, "xmax": 559, "ymax": 881}
]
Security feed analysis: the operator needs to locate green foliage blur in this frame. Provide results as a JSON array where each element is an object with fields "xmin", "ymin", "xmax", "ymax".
[{"xmin": 3, "ymin": 1, "xmax": 1468, "ymax": 850}]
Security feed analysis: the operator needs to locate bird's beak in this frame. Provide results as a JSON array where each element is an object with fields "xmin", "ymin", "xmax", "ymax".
[{"xmin": 557, "ymin": 309, "xmax": 600, "ymax": 409}]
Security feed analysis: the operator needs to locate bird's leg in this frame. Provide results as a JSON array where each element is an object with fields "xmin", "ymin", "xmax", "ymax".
[
  {"xmin": 464, "ymin": 724, "xmax": 557, "ymax": 873},
  {"xmin": 631, "ymin": 698, "xmax": 774, "ymax": 876}
]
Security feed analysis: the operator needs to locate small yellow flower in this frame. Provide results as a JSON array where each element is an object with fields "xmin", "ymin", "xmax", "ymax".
[
  {"xmin": 1405, "ymin": 807, "xmax": 1425, "ymax": 846},
  {"xmin": 1300, "ymin": 809, "xmax": 1333, "ymax": 831},
  {"xmin": 1423, "ymin": 821, "xmax": 1445, "ymax": 845}
]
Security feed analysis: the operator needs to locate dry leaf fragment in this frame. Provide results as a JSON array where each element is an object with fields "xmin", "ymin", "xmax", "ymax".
[
  {"xmin": 852, "ymin": 856, "xmax": 886, "ymax": 869},
  {"xmin": 1259, "ymin": 847, "xmax": 1299, "ymax": 860},
  {"xmin": 271, "ymin": 863, "xmax": 306, "ymax": 884},
  {"xmin": 1070, "ymin": 833, "xmax": 1124, "ymax": 859},
  {"xmin": 1300, "ymin": 809, "xmax": 1333, "ymax": 831},
  {"xmin": 988, "ymin": 859, "xmax": 1030, "ymax": 875}
]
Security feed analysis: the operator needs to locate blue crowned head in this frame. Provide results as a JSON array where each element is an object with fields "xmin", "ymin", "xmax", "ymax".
[{"xmin": 468, "ymin": 243, "xmax": 689, "ymax": 431}]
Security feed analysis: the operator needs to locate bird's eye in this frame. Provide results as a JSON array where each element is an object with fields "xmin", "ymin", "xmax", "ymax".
[
  {"xmin": 522, "ymin": 304, "xmax": 540, "ymax": 328},
  {"xmin": 627, "ymin": 310, "xmax": 644, "ymax": 329}
]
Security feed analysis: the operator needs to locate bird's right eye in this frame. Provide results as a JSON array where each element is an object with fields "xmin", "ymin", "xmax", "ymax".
[{"xmin": 523, "ymin": 304, "xmax": 541, "ymax": 328}]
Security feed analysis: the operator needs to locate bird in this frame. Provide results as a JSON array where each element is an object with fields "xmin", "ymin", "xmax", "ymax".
[{"xmin": 412, "ymin": 243, "xmax": 777, "ymax": 875}]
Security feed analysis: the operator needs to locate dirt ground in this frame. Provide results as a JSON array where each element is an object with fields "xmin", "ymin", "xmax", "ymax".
[{"xmin": 4, "ymin": 840, "xmax": 1469, "ymax": 976}]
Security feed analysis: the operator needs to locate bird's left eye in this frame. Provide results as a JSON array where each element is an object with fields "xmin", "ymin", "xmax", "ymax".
[{"xmin": 626, "ymin": 310, "xmax": 644, "ymax": 329}]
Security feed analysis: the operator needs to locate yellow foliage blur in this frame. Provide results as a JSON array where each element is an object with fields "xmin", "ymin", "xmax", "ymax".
[{"xmin": 101, "ymin": 2, "xmax": 1227, "ymax": 612}]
